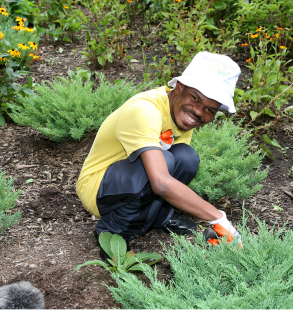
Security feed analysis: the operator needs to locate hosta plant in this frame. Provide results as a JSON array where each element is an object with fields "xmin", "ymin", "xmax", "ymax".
[{"xmin": 73, "ymin": 232, "xmax": 163, "ymax": 273}]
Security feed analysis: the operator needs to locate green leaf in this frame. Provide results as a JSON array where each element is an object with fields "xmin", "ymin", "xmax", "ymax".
[
  {"xmin": 128, "ymin": 262, "xmax": 152, "ymax": 272},
  {"xmin": 262, "ymin": 134, "xmax": 281, "ymax": 148},
  {"xmin": 22, "ymin": 88, "xmax": 35, "ymax": 96},
  {"xmin": 110, "ymin": 234, "xmax": 127, "ymax": 266},
  {"xmin": 25, "ymin": 178, "xmax": 34, "ymax": 184},
  {"xmin": 260, "ymin": 143, "xmax": 275, "ymax": 160},
  {"xmin": 122, "ymin": 251, "xmax": 137, "ymax": 269},
  {"xmin": 264, "ymin": 109, "xmax": 276, "ymax": 117},
  {"xmin": 135, "ymin": 252, "xmax": 163, "ymax": 262},
  {"xmin": 0, "ymin": 114, "xmax": 5, "ymax": 127},
  {"xmin": 214, "ymin": 1, "xmax": 227, "ymax": 10},
  {"xmin": 99, "ymin": 232, "xmax": 113, "ymax": 259},
  {"xmin": 250, "ymin": 111, "xmax": 259, "ymax": 120},
  {"xmin": 73, "ymin": 259, "xmax": 109, "ymax": 272}
]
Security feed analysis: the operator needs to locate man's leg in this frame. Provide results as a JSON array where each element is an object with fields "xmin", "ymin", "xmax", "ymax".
[{"xmin": 96, "ymin": 143, "xmax": 200, "ymax": 240}]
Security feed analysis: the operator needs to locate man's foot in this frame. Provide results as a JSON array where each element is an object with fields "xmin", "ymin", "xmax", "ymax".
[
  {"xmin": 94, "ymin": 231, "xmax": 130, "ymax": 261},
  {"xmin": 162, "ymin": 211, "xmax": 197, "ymax": 235}
]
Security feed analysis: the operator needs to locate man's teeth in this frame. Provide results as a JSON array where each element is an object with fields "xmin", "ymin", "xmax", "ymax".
[{"xmin": 184, "ymin": 111, "xmax": 196, "ymax": 123}]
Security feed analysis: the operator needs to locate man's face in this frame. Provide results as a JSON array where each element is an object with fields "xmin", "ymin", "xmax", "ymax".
[{"xmin": 170, "ymin": 82, "xmax": 221, "ymax": 131}]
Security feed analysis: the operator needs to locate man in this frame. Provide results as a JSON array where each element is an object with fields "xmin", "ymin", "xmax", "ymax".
[{"xmin": 76, "ymin": 51, "xmax": 242, "ymax": 254}]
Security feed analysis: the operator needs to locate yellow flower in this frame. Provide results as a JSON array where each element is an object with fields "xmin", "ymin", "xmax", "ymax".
[
  {"xmin": 29, "ymin": 53, "xmax": 39, "ymax": 60},
  {"xmin": 275, "ymin": 33, "xmax": 280, "ymax": 38},
  {"xmin": 28, "ymin": 41, "xmax": 38, "ymax": 50},
  {"xmin": 176, "ymin": 0, "xmax": 182, "ymax": 2},
  {"xmin": 12, "ymin": 25, "xmax": 24, "ymax": 31},
  {"xmin": 250, "ymin": 34, "xmax": 259, "ymax": 38},
  {"xmin": 246, "ymin": 58, "xmax": 252, "ymax": 63},
  {"xmin": 256, "ymin": 26, "xmax": 262, "ymax": 32},
  {"xmin": 15, "ymin": 16, "xmax": 26, "ymax": 22},
  {"xmin": 24, "ymin": 27, "xmax": 34, "ymax": 33},
  {"xmin": 280, "ymin": 46, "xmax": 286, "ymax": 50},
  {"xmin": 265, "ymin": 35, "xmax": 270, "ymax": 39},
  {"xmin": 8, "ymin": 49, "xmax": 21, "ymax": 57},
  {"xmin": 127, "ymin": 0, "xmax": 132, "ymax": 2},
  {"xmin": 18, "ymin": 43, "xmax": 29, "ymax": 50},
  {"xmin": 0, "ymin": 7, "xmax": 9, "ymax": 16},
  {"xmin": 0, "ymin": 31, "xmax": 5, "ymax": 39},
  {"xmin": 0, "ymin": 57, "xmax": 7, "ymax": 62},
  {"xmin": 64, "ymin": 5, "xmax": 69, "ymax": 8},
  {"xmin": 241, "ymin": 43, "xmax": 248, "ymax": 47},
  {"xmin": 195, "ymin": 38, "xmax": 199, "ymax": 42}
]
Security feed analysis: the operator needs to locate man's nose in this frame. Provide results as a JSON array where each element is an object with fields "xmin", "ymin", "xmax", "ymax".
[{"xmin": 192, "ymin": 103, "xmax": 205, "ymax": 119}]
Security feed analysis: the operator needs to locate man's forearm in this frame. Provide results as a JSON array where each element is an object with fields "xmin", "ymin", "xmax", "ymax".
[{"xmin": 159, "ymin": 176, "xmax": 222, "ymax": 221}]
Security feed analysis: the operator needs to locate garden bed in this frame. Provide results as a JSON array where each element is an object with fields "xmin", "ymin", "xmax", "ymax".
[{"xmin": 0, "ymin": 23, "xmax": 293, "ymax": 310}]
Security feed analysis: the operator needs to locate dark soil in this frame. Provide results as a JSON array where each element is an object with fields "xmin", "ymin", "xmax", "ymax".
[{"xmin": 0, "ymin": 31, "xmax": 293, "ymax": 309}]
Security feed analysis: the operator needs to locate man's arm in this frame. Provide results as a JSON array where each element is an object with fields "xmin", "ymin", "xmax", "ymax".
[{"xmin": 140, "ymin": 149, "xmax": 222, "ymax": 221}]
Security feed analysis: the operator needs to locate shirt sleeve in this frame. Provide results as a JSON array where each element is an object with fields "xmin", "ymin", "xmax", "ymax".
[{"xmin": 115, "ymin": 100, "xmax": 163, "ymax": 158}]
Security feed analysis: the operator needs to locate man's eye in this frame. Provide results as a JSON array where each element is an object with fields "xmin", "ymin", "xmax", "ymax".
[{"xmin": 192, "ymin": 95, "xmax": 198, "ymax": 102}]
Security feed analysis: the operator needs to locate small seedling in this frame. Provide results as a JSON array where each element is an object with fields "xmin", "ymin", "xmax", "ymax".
[
  {"xmin": 73, "ymin": 232, "xmax": 163, "ymax": 273},
  {"xmin": 273, "ymin": 205, "xmax": 283, "ymax": 211}
]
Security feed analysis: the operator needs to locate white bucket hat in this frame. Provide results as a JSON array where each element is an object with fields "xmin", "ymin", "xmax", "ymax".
[{"xmin": 168, "ymin": 51, "xmax": 241, "ymax": 113}]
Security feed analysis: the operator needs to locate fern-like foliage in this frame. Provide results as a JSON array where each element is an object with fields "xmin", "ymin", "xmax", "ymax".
[
  {"xmin": 109, "ymin": 216, "xmax": 293, "ymax": 309},
  {"xmin": 189, "ymin": 120, "xmax": 268, "ymax": 202},
  {"xmin": 0, "ymin": 170, "xmax": 21, "ymax": 233},
  {"xmin": 10, "ymin": 74, "xmax": 148, "ymax": 142}
]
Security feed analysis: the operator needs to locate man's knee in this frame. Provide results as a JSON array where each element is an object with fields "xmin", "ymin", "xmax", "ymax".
[{"xmin": 170, "ymin": 143, "xmax": 200, "ymax": 178}]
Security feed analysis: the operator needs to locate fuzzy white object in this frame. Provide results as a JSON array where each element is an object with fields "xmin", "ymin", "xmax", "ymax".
[{"xmin": 0, "ymin": 281, "xmax": 44, "ymax": 309}]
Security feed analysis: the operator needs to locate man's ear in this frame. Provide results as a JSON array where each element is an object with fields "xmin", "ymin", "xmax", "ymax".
[{"xmin": 174, "ymin": 81, "xmax": 185, "ymax": 95}]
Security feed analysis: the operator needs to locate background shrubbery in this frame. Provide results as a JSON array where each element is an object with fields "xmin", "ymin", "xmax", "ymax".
[
  {"xmin": 9, "ymin": 73, "xmax": 149, "ymax": 142},
  {"xmin": 109, "ymin": 216, "xmax": 293, "ymax": 309},
  {"xmin": 0, "ymin": 170, "xmax": 21, "ymax": 233}
]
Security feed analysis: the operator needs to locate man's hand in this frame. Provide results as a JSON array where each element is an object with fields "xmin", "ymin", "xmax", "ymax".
[{"xmin": 208, "ymin": 210, "xmax": 242, "ymax": 248}]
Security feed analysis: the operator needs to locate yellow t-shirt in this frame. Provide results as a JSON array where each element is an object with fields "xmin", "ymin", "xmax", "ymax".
[{"xmin": 76, "ymin": 86, "xmax": 193, "ymax": 217}]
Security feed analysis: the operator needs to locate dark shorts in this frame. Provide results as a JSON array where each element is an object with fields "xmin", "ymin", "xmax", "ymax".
[{"xmin": 95, "ymin": 143, "xmax": 200, "ymax": 240}]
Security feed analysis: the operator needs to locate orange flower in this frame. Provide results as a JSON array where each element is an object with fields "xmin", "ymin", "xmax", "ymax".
[
  {"xmin": 176, "ymin": 0, "xmax": 182, "ymax": 2},
  {"xmin": 195, "ymin": 38, "xmax": 199, "ymax": 42},
  {"xmin": 275, "ymin": 33, "xmax": 280, "ymax": 38},
  {"xmin": 291, "ymin": 37, "xmax": 293, "ymax": 41},
  {"xmin": 277, "ymin": 27, "xmax": 283, "ymax": 30},
  {"xmin": 246, "ymin": 58, "xmax": 252, "ymax": 63},
  {"xmin": 127, "ymin": 0, "xmax": 133, "ymax": 2},
  {"xmin": 256, "ymin": 26, "xmax": 262, "ymax": 32},
  {"xmin": 250, "ymin": 34, "xmax": 259, "ymax": 38},
  {"xmin": 64, "ymin": 5, "xmax": 69, "ymax": 9},
  {"xmin": 241, "ymin": 43, "xmax": 248, "ymax": 47}
]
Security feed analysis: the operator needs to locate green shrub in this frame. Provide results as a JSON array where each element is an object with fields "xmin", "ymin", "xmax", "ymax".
[
  {"xmin": 0, "ymin": 170, "xmax": 21, "ymax": 233},
  {"xmin": 189, "ymin": 119, "xmax": 268, "ymax": 202},
  {"xmin": 109, "ymin": 216, "xmax": 293, "ymax": 309},
  {"xmin": 9, "ymin": 74, "xmax": 149, "ymax": 142}
]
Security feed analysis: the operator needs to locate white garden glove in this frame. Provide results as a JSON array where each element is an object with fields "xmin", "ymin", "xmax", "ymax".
[{"xmin": 208, "ymin": 210, "xmax": 243, "ymax": 248}]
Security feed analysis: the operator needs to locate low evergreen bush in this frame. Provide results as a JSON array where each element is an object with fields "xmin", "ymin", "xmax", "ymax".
[
  {"xmin": 9, "ymin": 74, "xmax": 148, "ymax": 142},
  {"xmin": 109, "ymin": 216, "xmax": 293, "ymax": 309},
  {"xmin": 189, "ymin": 119, "xmax": 268, "ymax": 202},
  {"xmin": 0, "ymin": 170, "xmax": 21, "ymax": 233}
]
